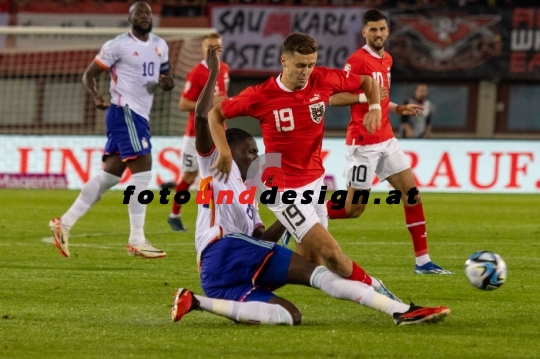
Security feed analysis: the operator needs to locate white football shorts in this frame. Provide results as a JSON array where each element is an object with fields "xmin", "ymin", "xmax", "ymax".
[
  {"xmin": 266, "ymin": 175, "xmax": 328, "ymax": 242},
  {"xmin": 181, "ymin": 136, "xmax": 199, "ymax": 172},
  {"xmin": 344, "ymin": 137, "xmax": 410, "ymax": 190}
]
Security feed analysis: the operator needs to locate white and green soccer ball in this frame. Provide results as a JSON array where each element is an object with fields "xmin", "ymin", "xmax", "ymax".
[{"xmin": 464, "ymin": 251, "xmax": 507, "ymax": 291}]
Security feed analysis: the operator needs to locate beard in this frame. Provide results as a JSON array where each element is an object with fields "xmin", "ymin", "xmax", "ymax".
[
  {"xmin": 133, "ymin": 22, "xmax": 153, "ymax": 35},
  {"xmin": 368, "ymin": 39, "xmax": 385, "ymax": 51}
]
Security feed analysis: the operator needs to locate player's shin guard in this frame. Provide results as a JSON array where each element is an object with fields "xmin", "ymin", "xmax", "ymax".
[
  {"xmin": 404, "ymin": 204, "xmax": 431, "ymax": 265},
  {"xmin": 325, "ymin": 201, "xmax": 348, "ymax": 219},
  {"xmin": 127, "ymin": 171, "xmax": 152, "ymax": 245},
  {"xmin": 61, "ymin": 171, "xmax": 120, "ymax": 230},
  {"xmin": 347, "ymin": 262, "xmax": 372, "ymax": 286},
  {"xmin": 195, "ymin": 296, "xmax": 294, "ymax": 325},
  {"xmin": 310, "ymin": 266, "xmax": 409, "ymax": 316}
]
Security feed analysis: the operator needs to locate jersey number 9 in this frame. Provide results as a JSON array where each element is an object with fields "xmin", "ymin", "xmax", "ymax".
[{"xmin": 273, "ymin": 108, "xmax": 295, "ymax": 132}]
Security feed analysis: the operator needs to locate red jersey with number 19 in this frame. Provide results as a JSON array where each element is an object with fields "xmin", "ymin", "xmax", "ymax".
[
  {"xmin": 344, "ymin": 45, "xmax": 394, "ymax": 146},
  {"xmin": 221, "ymin": 66, "xmax": 362, "ymax": 188}
]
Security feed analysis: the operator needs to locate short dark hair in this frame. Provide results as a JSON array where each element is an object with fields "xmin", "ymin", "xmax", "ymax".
[
  {"xmin": 282, "ymin": 33, "xmax": 318, "ymax": 56},
  {"xmin": 226, "ymin": 128, "xmax": 253, "ymax": 147},
  {"xmin": 362, "ymin": 9, "xmax": 387, "ymax": 27}
]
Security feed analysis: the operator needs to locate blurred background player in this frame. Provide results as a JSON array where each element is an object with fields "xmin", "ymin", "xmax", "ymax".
[
  {"xmin": 170, "ymin": 44, "xmax": 450, "ymax": 327},
  {"xmin": 49, "ymin": 1, "xmax": 174, "ymax": 258},
  {"xmin": 167, "ymin": 33, "xmax": 229, "ymax": 232},
  {"xmin": 328, "ymin": 9, "xmax": 452, "ymax": 274},
  {"xmin": 400, "ymin": 84, "xmax": 433, "ymax": 139}
]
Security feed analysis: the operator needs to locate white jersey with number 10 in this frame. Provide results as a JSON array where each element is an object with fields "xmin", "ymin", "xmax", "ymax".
[{"xmin": 94, "ymin": 32, "xmax": 169, "ymax": 120}]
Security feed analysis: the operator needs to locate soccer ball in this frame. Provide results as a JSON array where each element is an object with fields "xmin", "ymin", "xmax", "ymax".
[{"xmin": 464, "ymin": 251, "xmax": 507, "ymax": 291}]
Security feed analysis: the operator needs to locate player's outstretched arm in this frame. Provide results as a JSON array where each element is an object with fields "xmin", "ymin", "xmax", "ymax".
[
  {"xmin": 329, "ymin": 83, "xmax": 388, "ymax": 107},
  {"xmin": 82, "ymin": 62, "xmax": 109, "ymax": 110},
  {"xmin": 195, "ymin": 45, "xmax": 222, "ymax": 155},
  {"xmin": 390, "ymin": 102, "xmax": 423, "ymax": 116},
  {"xmin": 209, "ymin": 104, "xmax": 232, "ymax": 182}
]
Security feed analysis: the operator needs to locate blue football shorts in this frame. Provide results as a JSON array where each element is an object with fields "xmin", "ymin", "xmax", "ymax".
[
  {"xmin": 199, "ymin": 233, "xmax": 293, "ymax": 303},
  {"xmin": 103, "ymin": 104, "xmax": 152, "ymax": 162}
]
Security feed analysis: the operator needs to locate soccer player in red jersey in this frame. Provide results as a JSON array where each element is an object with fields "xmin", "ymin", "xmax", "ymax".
[
  {"xmin": 328, "ymin": 9, "xmax": 452, "ymax": 274},
  {"xmin": 170, "ymin": 45, "xmax": 451, "ymax": 326},
  {"xmin": 167, "ymin": 33, "xmax": 230, "ymax": 232},
  {"xmin": 206, "ymin": 33, "xmax": 404, "ymax": 299}
]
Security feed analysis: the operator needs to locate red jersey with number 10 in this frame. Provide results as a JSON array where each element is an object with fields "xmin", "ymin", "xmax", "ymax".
[
  {"xmin": 221, "ymin": 66, "xmax": 362, "ymax": 188},
  {"xmin": 183, "ymin": 60, "xmax": 229, "ymax": 137},
  {"xmin": 345, "ymin": 45, "xmax": 394, "ymax": 146}
]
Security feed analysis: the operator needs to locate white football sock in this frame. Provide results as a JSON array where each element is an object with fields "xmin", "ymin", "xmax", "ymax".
[
  {"xmin": 370, "ymin": 277, "xmax": 381, "ymax": 290},
  {"xmin": 127, "ymin": 171, "xmax": 152, "ymax": 246},
  {"xmin": 61, "ymin": 171, "xmax": 120, "ymax": 230},
  {"xmin": 416, "ymin": 254, "xmax": 431, "ymax": 266},
  {"xmin": 310, "ymin": 266, "xmax": 409, "ymax": 316},
  {"xmin": 195, "ymin": 295, "xmax": 294, "ymax": 325}
]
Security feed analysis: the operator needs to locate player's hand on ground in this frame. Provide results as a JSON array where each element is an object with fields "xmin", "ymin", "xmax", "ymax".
[
  {"xmin": 206, "ymin": 45, "xmax": 222, "ymax": 74},
  {"xmin": 397, "ymin": 103, "xmax": 423, "ymax": 116},
  {"xmin": 158, "ymin": 74, "xmax": 175, "ymax": 91},
  {"xmin": 363, "ymin": 109, "xmax": 382, "ymax": 134},
  {"xmin": 94, "ymin": 95, "xmax": 109, "ymax": 110},
  {"xmin": 380, "ymin": 86, "xmax": 388, "ymax": 100},
  {"xmin": 211, "ymin": 151, "xmax": 233, "ymax": 183}
]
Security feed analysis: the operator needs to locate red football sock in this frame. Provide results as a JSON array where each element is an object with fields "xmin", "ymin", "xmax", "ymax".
[
  {"xmin": 326, "ymin": 201, "xmax": 348, "ymax": 219},
  {"xmin": 404, "ymin": 203, "xmax": 429, "ymax": 257},
  {"xmin": 347, "ymin": 262, "xmax": 372, "ymax": 286},
  {"xmin": 171, "ymin": 180, "xmax": 191, "ymax": 215}
]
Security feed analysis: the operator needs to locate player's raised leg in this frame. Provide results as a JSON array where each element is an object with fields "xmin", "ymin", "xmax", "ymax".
[{"xmin": 49, "ymin": 153, "xmax": 122, "ymax": 257}]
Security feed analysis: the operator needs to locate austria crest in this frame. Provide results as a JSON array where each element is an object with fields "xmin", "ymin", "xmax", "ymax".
[{"xmin": 309, "ymin": 102, "xmax": 325, "ymax": 124}]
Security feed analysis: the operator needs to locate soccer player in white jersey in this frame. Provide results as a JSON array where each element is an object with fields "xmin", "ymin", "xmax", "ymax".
[
  {"xmin": 49, "ymin": 1, "xmax": 174, "ymax": 258},
  {"xmin": 169, "ymin": 45, "xmax": 451, "ymax": 326}
]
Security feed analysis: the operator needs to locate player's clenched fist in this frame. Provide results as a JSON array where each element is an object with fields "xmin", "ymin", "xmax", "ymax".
[
  {"xmin": 94, "ymin": 95, "xmax": 109, "ymax": 110},
  {"xmin": 158, "ymin": 74, "xmax": 175, "ymax": 91}
]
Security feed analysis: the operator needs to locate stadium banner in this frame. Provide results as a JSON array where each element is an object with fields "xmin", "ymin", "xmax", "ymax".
[
  {"xmin": 1, "ymin": 135, "xmax": 538, "ymax": 193},
  {"xmin": 209, "ymin": 5, "xmax": 368, "ymax": 73},
  {"xmin": 389, "ymin": 6, "xmax": 540, "ymax": 80}
]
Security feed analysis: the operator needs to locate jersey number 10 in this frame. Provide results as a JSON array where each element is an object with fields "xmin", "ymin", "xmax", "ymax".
[
  {"xmin": 372, "ymin": 72, "xmax": 390, "ymax": 87},
  {"xmin": 142, "ymin": 62, "xmax": 155, "ymax": 77}
]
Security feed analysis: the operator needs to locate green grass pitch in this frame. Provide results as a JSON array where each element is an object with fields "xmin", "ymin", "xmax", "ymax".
[{"xmin": 1, "ymin": 189, "xmax": 539, "ymax": 358}]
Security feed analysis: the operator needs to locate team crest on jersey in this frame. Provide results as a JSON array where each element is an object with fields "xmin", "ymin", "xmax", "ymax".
[
  {"xmin": 183, "ymin": 81, "xmax": 192, "ymax": 93},
  {"xmin": 155, "ymin": 47, "xmax": 162, "ymax": 57},
  {"xmin": 343, "ymin": 63, "xmax": 352, "ymax": 78},
  {"xmin": 309, "ymin": 102, "xmax": 325, "ymax": 124}
]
